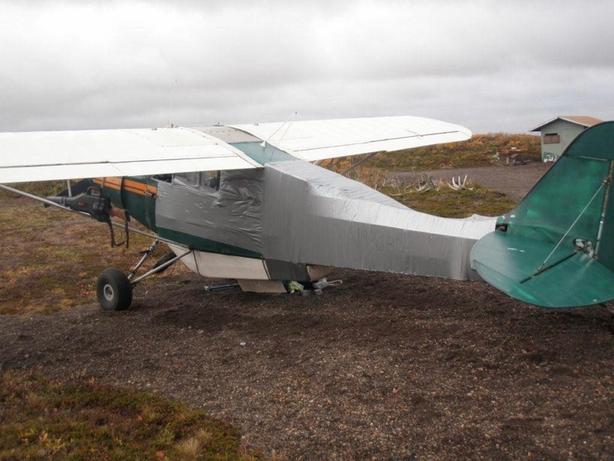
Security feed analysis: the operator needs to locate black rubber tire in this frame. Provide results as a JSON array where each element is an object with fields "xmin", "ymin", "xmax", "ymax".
[{"xmin": 96, "ymin": 268, "xmax": 133, "ymax": 311}]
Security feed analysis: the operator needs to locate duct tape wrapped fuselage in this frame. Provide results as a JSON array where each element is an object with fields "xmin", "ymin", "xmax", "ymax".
[
  {"xmin": 155, "ymin": 159, "xmax": 496, "ymax": 280},
  {"xmin": 263, "ymin": 161, "xmax": 495, "ymax": 280}
]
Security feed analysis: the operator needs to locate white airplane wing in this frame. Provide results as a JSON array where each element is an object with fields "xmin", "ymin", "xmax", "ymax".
[
  {"xmin": 0, "ymin": 116, "xmax": 470, "ymax": 184},
  {"xmin": 0, "ymin": 127, "xmax": 261, "ymax": 184},
  {"xmin": 230, "ymin": 115, "xmax": 471, "ymax": 161}
]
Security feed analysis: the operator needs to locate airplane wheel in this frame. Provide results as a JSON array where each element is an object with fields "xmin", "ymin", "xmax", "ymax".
[{"xmin": 96, "ymin": 268, "xmax": 133, "ymax": 311}]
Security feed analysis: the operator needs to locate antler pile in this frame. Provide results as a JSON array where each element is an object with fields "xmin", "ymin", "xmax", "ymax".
[
  {"xmin": 402, "ymin": 174, "xmax": 474, "ymax": 193},
  {"xmin": 414, "ymin": 174, "xmax": 437, "ymax": 192},
  {"xmin": 447, "ymin": 175, "xmax": 472, "ymax": 191}
]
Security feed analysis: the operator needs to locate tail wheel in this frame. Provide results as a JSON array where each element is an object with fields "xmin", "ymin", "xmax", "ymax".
[{"xmin": 97, "ymin": 268, "xmax": 133, "ymax": 311}]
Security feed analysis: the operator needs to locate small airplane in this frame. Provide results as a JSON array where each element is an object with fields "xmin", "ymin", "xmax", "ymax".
[{"xmin": 0, "ymin": 116, "xmax": 612, "ymax": 310}]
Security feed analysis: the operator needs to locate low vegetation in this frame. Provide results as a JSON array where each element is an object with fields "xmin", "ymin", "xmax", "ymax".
[
  {"xmin": 0, "ymin": 195, "xmax": 155, "ymax": 315},
  {"xmin": 0, "ymin": 181, "xmax": 66, "ymax": 198},
  {"xmin": 322, "ymin": 133, "xmax": 540, "ymax": 172},
  {"xmin": 318, "ymin": 133, "xmax": 531, "ymax": 217},
  {"xmin": 330, "ymin": 165, "xmax": 517, "ymax": 218},
  {"xmin": 381, "ymin": 184, "xmax": 515, "ymax": 218},
  {"xmin": 0, "ymin": 371, "xmax": 259, "ymax": 460}
]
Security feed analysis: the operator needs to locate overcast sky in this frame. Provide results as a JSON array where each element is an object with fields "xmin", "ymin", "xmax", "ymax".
[{"xmin": 0, "ymin": 0, "xmax": 612, "ymax": 133}]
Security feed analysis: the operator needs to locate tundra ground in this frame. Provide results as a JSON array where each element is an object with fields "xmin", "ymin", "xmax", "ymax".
[{"xmin": 0, "ymin": 161, "xmax": 612, "ymax": 459}]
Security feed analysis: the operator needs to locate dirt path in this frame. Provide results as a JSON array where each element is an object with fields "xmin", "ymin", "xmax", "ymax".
[
  {"xmin": 392, "ymin": 163, "xmax": 551, "ymax": 201},
  {"xmin": 0, "ymin": 272, "xmax": 612, "ymax": 459}
]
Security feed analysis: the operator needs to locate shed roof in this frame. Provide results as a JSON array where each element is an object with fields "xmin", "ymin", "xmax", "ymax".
[{"xmin": 531, "ymin": 115, "xmax": 602, "ymax": 132}]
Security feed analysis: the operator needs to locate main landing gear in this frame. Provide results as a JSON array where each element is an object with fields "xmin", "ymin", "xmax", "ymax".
[
  {"xmin": 97, "ymin": 268, "xmax": 132, "ymax": 310},
  {"xmin": 95, "ymin": 239, "xmax": 192, "ymax": 311}
]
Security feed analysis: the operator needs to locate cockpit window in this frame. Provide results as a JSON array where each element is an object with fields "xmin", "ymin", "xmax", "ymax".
[
  {"xmin": 200, "ymin": 171, "xmax": 220, "ymax": 190},
  {"xmin": 174, "ymin": 172, "xmax": 200, "ymax": 187},
  {"xmin": 173, "ymin": 171, "xmax": 220, "ymax": 191},
  {"xmin": 152, "ymin": 174, "xmax": 172, "ymax": 183}
]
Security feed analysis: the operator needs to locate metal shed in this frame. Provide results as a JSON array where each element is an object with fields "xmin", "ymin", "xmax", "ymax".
[{"xmin": 531, "ymin": 115, "xmax": 602, "ymax": 161}]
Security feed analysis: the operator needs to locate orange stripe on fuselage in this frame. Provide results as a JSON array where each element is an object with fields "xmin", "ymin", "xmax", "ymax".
[{"xmin": 93, "ymin": 177, "xmax": 157, "ymax": 197}]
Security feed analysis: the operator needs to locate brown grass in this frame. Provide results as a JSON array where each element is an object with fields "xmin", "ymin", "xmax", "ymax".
[
  {"xmin": 382, "ymin": 185, "xmax": 515, "ymax": 218},
  {"xmin": 322, "ymin": 133, "xmax": 540, "ymax": 172},
  {"xmin": 317, "ymin": 133, "xmax": 531, "ymax": 218},
  {"xmin": 0, "ymin": 181, "xmax": 66, "ymax": 198},
  {"xmin": 0, "ymin": 371, "xmax": 261, "ymax": 460},
  {"xmin": 0, "ymin": 195, "xmax": 170, "ymax": 315},
  {"xmin": 334, "ymin": 165, "xmax": 517, "ymax": 218}
]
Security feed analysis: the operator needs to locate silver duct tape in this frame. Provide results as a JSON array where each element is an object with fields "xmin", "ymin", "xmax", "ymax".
[
  {"xmin": 263, "ymin": 161, "xmax": 496, "ymax": 280},
  {"xmin": 155, "ymin": 158, "xmax": 495, "ymax": 281},
  {"xmin": 156, "ymin": 169, "xmax": 264, "ymax": 253}
]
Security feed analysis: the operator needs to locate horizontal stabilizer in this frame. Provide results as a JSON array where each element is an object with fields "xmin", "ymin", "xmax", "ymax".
[{"xmin": 472, "ymin": 232, "xmax": 614, "ymax": 307}]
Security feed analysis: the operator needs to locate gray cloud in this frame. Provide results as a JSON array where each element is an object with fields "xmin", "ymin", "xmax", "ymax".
[{"xmin": 0, "ymin": 0, "xmax": 612, "ymax": 133}]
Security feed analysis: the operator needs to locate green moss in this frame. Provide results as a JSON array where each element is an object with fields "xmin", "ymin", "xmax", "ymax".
[{"xmin": 0, "ymin": 371, "xmax": 261, "ymax": 461}]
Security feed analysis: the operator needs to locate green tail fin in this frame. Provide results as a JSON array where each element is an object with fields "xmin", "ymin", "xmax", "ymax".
[{"xmin": 471, "ymin": 122, "xmax": 614, "ymax": 308}]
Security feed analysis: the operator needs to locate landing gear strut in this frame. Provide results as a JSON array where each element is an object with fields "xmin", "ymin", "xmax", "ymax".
[{"xmin": 96, "ymin": 239, "xmax": 192, "ymax": 311}]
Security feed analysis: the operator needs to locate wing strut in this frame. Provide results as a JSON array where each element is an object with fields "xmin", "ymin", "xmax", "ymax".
[{"xmin": 0, "ymin": 184, "xmax": 188, "ymax": 250}]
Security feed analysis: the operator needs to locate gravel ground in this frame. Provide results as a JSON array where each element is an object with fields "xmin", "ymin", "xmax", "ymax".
[
  {"xmin": 391, "ymin": 163, "xmax": 551, "ymax": 201},
  {"xmin": 0, "ymin": 271, "xmax": 612, "ymax": 459}
]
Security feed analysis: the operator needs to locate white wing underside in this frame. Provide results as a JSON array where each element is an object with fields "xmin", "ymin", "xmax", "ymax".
[{"xmin": 0, "ymin": 116, "xmax": 470, "ymax": 183}]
